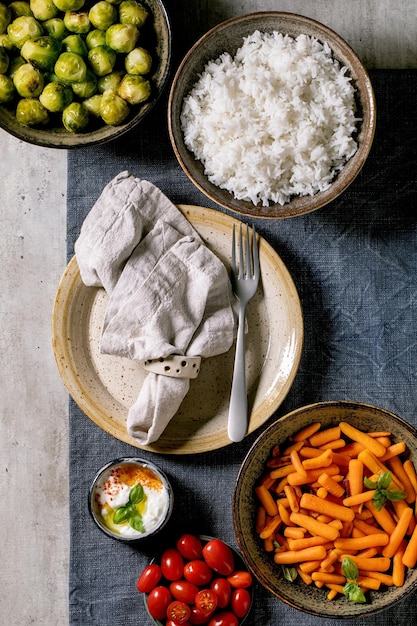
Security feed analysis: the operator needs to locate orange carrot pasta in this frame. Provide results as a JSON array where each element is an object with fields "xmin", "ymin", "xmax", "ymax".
[
  {"xmin": 273, "ymin": 546, "xmax": 327, "ymax": 564},
  {"xmin": 402, "ymin": 522, "xmax": 417, "ymax": 568},
  {"xmin": 300, "ymin": 493, "xmax": 355, "ymax": 523},
  {"xmin": 339, "ymin": 422, "xmax": 387, "ymax": 457}
]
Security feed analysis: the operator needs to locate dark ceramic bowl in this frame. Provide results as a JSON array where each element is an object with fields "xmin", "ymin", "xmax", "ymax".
[
  {"xmin": 89, "ymin": 457, "xmax": 173, "ymax": 541},
  {"xmin": 168, "ymin": 12, "xmax": 376, "ymax": 219},
  {"xmin": 232, "ymin": 401, "xmax": 417, "ymax": 618},
  {"xmin": 0, "ymin": 0, "xmax": 171, "ymax": 148}
]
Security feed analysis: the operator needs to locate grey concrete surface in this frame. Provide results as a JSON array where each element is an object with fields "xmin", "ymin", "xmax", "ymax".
[{"xmin": 1, "ymin": 2, "xmax": 416, "ymax": 624}]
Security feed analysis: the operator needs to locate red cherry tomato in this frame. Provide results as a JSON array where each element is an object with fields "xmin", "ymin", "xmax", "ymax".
[
  {"xmin": 195, "ymin": 589, "xmax": 218, "ymax": 613},
  {"xmin": 166, "ymin": 621, "xmax": 191, "ymax": 626},
  {"xmin": 227, "ymin": 570, "xmax": 252, "ymax": 588},
  {"xmin": 207, "ymin": 611, "xmax": 238, "ymax": 626},
  {"xmin": 210, "ymin": 578, "xmax": 231, "ymax": 609},
  {"xmin": 189, "ymin": 605, "xmax": 215, "ymax": 625},
  {"xmin": 136, "ymin": 563, "xmax": 162, "ymax": 593},
  {"xmin": 170, "ymin": 580, "xmax": 199, "ymax": 605},
  {"xmin": 161, "ymin": 548, "xmax": 185, "ymax": 581},
  {"xmin": 176, "ymin": 534, "xmax": 204, "ymax": 560},
  {"xmin": 147, "ymin": 585, "xmax": 172, "ymax": 621},
  {"xmin": 166, "ymin": 600, "xmax": 192, "ymax": 625},
  {"xmin": 230, "ymin": 588, "xmax": 251, "ymax": 618},
  {"xmin": 202, "ymin": 539, "xmax": 235, "ymax": 576},
  {"xmin": 184, "ymin": 560, "xmax": 213, "ymax": 586}
]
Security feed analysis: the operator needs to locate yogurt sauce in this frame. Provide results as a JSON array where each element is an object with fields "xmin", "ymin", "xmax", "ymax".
[{"xmin": 93, "ymin": 461, "xmax": 170, "ymax": 537}]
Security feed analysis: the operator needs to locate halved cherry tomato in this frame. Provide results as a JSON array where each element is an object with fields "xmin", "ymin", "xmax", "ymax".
[
  {"xmin": 202, "ymin": 539, "xmax": 235, "ymax": 576},
  {"xmin": 230, "ymin": 587, "xmax": 251, "ymax": 618},
  {"xmin": 227, "ymin": 570, "xmax": 252, "ymax": 588},
  {"xmin": 195, "ymin": 589, "xmax": 218, "ymax": 613},
  {"xmin": 170, "ymin": 580, "xmax": 199, "ymax": 605},
  {"xmin": 147, "ymin": 585, "xmax": 172, "ymax": 621},
  {"xmin": 184, "ymin": 560, "xmax": 213, "ymax": 586},
  {"xmin": 210, "ymin": 578, "xmax": 231, "ymax": 609},
  {"xmin": 136, "ymin": 563, "xmax": 162, "ymax": 593},
  {"xmin": 166, "ymin": 600, "xmax": 192, "ymax": 625},
  {"xmin": 176, "ymin": 534, "xmax": 204, "ymax": 560},
  {"xmin": 161, "ymin": 548, "xmax": 185, "ymax": 581},
  {"xmin": 207, "ymin": 611, "xmax": 238, "ymax": 626}
]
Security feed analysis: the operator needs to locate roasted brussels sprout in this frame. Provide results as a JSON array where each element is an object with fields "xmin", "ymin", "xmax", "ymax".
[
  {"xmin": 0, "ymin": 33, "xmax": 12, "ymax": 49},
  {"xmin": 54, "ymin": 50, "xmax": 87, "ymax": 82},
  {"xmin": 119, "ymin": 0, "xmax": 147, "ymax": 27},
  {"xmin": 39, "ymin": 80, "xmax": 72, "ymax": 110},
  {"xmin": 83, "ymin": 92, "xmax": 101, "ymax": 115},
  {"xmin": 87, "ymin": 44, "xmax": 115, "ymax": 75},
  {"xmin": 118, "ymin": 73, "xmax": 149, "ymax": 104},
  {"xmin": 0, "ymin": 3, "xmax": 11, "ymax": 34},
  {"xmin": 30, "ymin": 0, "xmax": 58, "ymax": 21},
  {"xmin": 7, "ymin": 55, "xmax": 25, "ymax": 78},
  {"xmin": 0, "ymin": 45, "xmax": 9, "ymax": 73},
  {"xmin": 99, "ymin": 88, "xmax": 129, "ymax": 124},
  {"xmin": 62, "ymin": 33, "xmax": 87, "ymax": 55},
  {"xmin": 52, "ymin": 0, "xmax": 84, "ymax": 11},
  {"xmin": 21, "ymin": 35, "xmax": 62, "ymax": 71},
  {"xmin": 62, "ymin": 100, "xmax": 89, "ymax": 131},
  {"xmin": 0, "ymin": 74, "xmax": 14, "ymax": 102},
  {"xmin": 88, "ymin": 1, "xmax": 117, "ymax": 31},
  {"xmin": 7, "ymin": 15, "xmax": 43, "ymax": 48},
  {"xmin": 9, "ymin": 2, "xmax": 33, "ymax": 19},
  {"xmin": 85, "ymin": 27, "xmax": 106, "ymax": 48},
  {"xmin": 13, "ymin": 61, "xmax": 44, "ymax": 96},
  {"xmin": 43, "ymin": 16, "xmax": 67, "ymax": 39},
  {"xmin": 71, "ymin": 67, "xmax": 96, "ymax": 97},
  {"xmin": 16, "ymin": 96, "xmax": 49, "ymax": 125},
  {"xmin": 97, "ymin": 68, "xmax": 122, "ymax": 92},
  {"xmin": 125, "ymin": 46, "xmax": 151, "ymax": 75},
  {"xmin": 63, "ymin": 9, "xmax": 90, "ymax": 33},
  {"xmin": 105, "ymin": 23, "xmax": 138, "ymax": 53}
]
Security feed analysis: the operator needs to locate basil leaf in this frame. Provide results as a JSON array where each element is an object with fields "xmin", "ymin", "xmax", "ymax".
[
  {"xmin": 377, "ymin": 471, "xmax": 392, "ymax": 490},
  {"xmin": 282, "ymin": 566, "xmax": 298, "ymax": 582},
  {"xmin": 129, "ymin": 483, "xmax": 144, "ymax": 505},
  {"xmin": 129, "ymin": 514, "xmax": 145, "ymax": 532},
  {"xmin": 342, "ymin": 557, "xmax": 359, "ymax": 581},
  {"xmin": 363, "ymin": 477, "xmax": 377, "ymax": 489},
  {"xmin": 373, "ymin": 491, "xmax": 386, "ymax": 511},
  {"xmin": 349, "ymin": 583, "xmax": 366, "ymax": 604},
  {"xmin": 384, "ymin": 488, "xmax": 407, "ymax": 502},
  {"xmin": 343, "ymin": 582, "xmax": 356, "ymax": 598},
  {"xmin": 113, "ymin": 506, "xmax": 130, "ymax": 524}
]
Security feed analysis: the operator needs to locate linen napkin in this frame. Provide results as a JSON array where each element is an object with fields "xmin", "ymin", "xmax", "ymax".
[{"xmin": 74, "ymin": 171, "xmax": 235, "ymax": 444}]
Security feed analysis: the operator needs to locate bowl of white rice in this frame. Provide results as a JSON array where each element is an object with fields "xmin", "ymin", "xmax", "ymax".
[{"xmin": 168, "ymin": 12, "xmax": 376, "ymax": 219}]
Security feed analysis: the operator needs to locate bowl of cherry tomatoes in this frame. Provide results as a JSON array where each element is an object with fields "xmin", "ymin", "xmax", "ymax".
[{"xmin": 137, "ymin": 534, "xmax": 253, "ymax": 625}]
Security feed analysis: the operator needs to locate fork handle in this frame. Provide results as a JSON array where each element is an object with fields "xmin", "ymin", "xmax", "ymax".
[{"xmin": 228, "ymin": 306, "xmax": 248, "ymax": 442}]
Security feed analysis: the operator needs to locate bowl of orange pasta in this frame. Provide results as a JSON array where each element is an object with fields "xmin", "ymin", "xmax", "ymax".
[{"xmin": 232, "ymin": 400, "xmax": 417, "ymax": 617}]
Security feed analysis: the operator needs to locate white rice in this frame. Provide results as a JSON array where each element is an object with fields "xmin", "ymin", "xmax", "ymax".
[{"xmin": 180, "ymin": 31, "xmax": 359, "ymax": 207}]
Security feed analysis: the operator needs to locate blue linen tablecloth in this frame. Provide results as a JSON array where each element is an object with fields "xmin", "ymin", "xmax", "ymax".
[{"xmin": 66, "ymin": 53, "xmax": 417, "ymax": 626}]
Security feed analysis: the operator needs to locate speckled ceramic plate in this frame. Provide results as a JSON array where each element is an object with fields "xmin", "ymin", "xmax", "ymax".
[
  {"xmin": 233, "ymin": 401, "xmax": 417, "ymax": 617},
  {"xmin": 52, "ymin": 205, "xmax": 303, "ymax": 454}
]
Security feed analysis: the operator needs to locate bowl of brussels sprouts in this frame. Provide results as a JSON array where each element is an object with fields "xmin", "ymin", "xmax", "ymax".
[{"xmin": 0, "ymin": 0, "xmax": 172, "ymax": 147}]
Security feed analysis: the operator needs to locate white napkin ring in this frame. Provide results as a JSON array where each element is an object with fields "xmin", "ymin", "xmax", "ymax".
[{"xmin": 144, "ymin": 356, "xmax": 201, "ymax": 379}]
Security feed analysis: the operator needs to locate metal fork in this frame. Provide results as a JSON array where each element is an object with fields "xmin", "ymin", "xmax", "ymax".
[{"xmin": 228, "ymin": 223, "xmax": 260, "ymax": 442}]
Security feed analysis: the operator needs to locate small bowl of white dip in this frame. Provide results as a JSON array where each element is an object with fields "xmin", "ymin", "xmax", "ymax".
[{"xmin": 88, "ymin": 458, "xmax": 173, "ymax": 541}]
